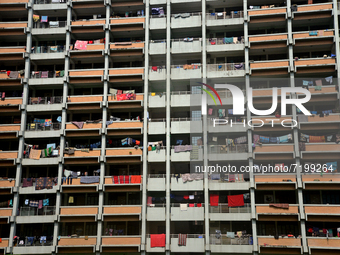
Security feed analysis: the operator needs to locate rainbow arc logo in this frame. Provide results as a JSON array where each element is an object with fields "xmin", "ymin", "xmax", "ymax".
[{"xmin": 197, "ymin": 82, "xmax": 223, "ymax": 115}]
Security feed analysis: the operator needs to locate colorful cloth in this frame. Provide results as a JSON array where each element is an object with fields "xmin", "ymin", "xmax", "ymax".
[
  {"xmin": 74, "ymin": 40, "xmax": 88, "ymax": 50},
  {"xmin": 130, "ymin": 175, "xmax": 141, "ymax": 183},
  {"xmin": 72, "ymin": 121, "xmax": 84, "ymax": 129},
  {"xmin": 29, "ymin": 200, "xmax": 39, "ymax": 207},
  {"xmin": 228, "ymin": 194, "xmax": 244, "ymax": 207},
  {"xmin": 80, "ymin": 176, "xmax": 99, "ymax": 184},
  {"xmin": 178, "ymin": 234, "xmax": 187, "ymax": 246},
  {"xmin": 210, "ymin": 194, "xmax": 219, "ymax": 206},
  {"xmin": 150, "ymin": 234, "xmax": 165, "ymax": 248}
]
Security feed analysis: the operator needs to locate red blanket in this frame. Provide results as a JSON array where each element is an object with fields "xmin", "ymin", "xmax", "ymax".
[
  {"xmin": 131, "ymin": 175, "xmax": 141, "ymax": 184},
  {"xmin": 228, "ymin": 194, "xmax": 244, "ymax": 207},
  {"xmin": 150, "ymin": 234, "xmax": 165, "ymax": 247},
  {"xmin": 210, "ymin": 194, "xmax": 219, "ymax": 206}
]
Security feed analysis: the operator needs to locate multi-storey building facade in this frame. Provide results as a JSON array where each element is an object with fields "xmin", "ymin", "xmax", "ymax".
[{"xmin": 0, "ymin": 0, "xmax": 340, "ymax": 254}]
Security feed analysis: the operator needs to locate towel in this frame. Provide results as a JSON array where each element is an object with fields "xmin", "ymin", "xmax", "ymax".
[
  {"xmin": 278, "ymin": 135, "xmax": 289, "ymax": 143},
  {"xmin": 72, "ymin": 121, "xmax": 84, "ymax": 129},
  {"xmin": 130, "ymin": 175, "xmax": 141, "ymax": 183},
  {"xmin": 43, "ymin": 199, "xmax": 49, "ymax": 206},
  {"xmin": 234, "ymin": 136, "xmax": 247, "ymax": 144},
  {"xmin": 41, "ymin": 16, "xmax": 48, "ymax": 22},
  {"xmin": 124, "ymin": 175, "xmax": 130, "ymax": 184},
  {"xmin": 147, "ymin": 196, "xmax": 152, "ymax": 205},
  {"xmin": 29, "ymin": 149, "xmax": 41, "ymax": 160},
  {"xmin": 269, "ymin": 203, "xmax": 289, "ymax": 209},
  {"xmin": 68, "ymin": 196, "xmax": 74, "ymax": 203},
  {"xmin": 228, "ymin": 194, "xmax": 244, "ymax": 207},
  {"xmin": 9, "ymin": 71, "xmax": 19, "ymax": 78},
  {"xmin": 29, "ymin": 200, "xmax": 39, "ymax": 207},
  {"xmin": 38, "ymin": 200, "xmax": 43, "ymax": 209},
  {"xmin": 74, "ymin": 40, "xmax": 88, "ymax": 50},
  {"xmin": 315, "ymin": 80, "xmax": 322, "ymax": 86},
  {"xmin": 150, "ymin": 234, "xmax": 165, "ymax": 248},
  {"xmin": 174, "ymin": 145, "xmax": 192, "ymax": 153},
  {"xmin": 80, "ymin": 176, "xmax": 99, "ymax": 184},
  {"xmin": 227, "ymin": 232, "xmax": 235, "ymax": 239},
  {"xmin": 112, "ymin": 176, "xmax": 119, "ymax": 184},
  {"xmin": 180, "ymin": 203, "xmax": 187, "ymax": 211},
  {"xmin": 210, "ymin": 194, "xmax": 219, "ymax": 206},
  {"xmin": 253, "ymin": 135, "xmax": 260, "ymax": 144},
  {"xmin": 260, "ymin": 136, "xmax": 270, "ymax": 143},
  {"xmin": 178, "ymin": 234, "xmax": 187, "ymax": 246}
]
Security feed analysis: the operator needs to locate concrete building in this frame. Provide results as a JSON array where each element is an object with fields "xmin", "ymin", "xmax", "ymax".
[{"xmin": 0, "ymin": 0, "xmax": 340, "ymax": 254}]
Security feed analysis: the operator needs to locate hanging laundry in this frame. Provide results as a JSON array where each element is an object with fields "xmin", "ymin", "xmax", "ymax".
[
  {"xmin": 228, "ymin": 194, "xmax": 244, "ymax": 207},
  {"xmin": 41, "ymin": 16, "xmax": 48, "ymax": 22},
  {"xmin": 150, "ymin": 234, "xmax": 165, "ymax": 248},
  {"xmin": 210, "ymin": 194, "xmax": 219, "ymax": 206},
  {"xmin": 74, "ymin": 40, "xmax": 88, "ymax": 50}
]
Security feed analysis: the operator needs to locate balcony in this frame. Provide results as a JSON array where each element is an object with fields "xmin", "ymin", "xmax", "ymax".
[
  {"xmin": 256, "ymin": 204, "xmax": 299, "ymax": 217},
  {"xmin": 207, "ymin": 63, "xmax": 245, "ymax": 78},
  {"xmin": 208, "ymin": 117, "xmax": 247, "ymax": 133},
  {"xmin": 207, "ymin": 37, "xmax": 244, "ymax": 52},
  {"xmin": 171, "ymin": 175, "xmax": 203, "ymax": 191},
  {"xmin": 0, "ymin": 179, "xmax": 15, "ymax": 189},
  {"xmin": 171, "ymin": 92, "xmax": 200, "ymax": 107},
  {"xmin": 209, "ymin": 175, "xmax": 250, "ymax": 191},
  {"xmin": 0, "ymin": 239, "xmax": 9, "ymax": 249},
  {"xmin": 299, "ymin": 113, "xmax": 340, "ymax": 131},
  {"xmin": 249, "ymin": 33, "xmax": 287, "ymax": 49},
  {"xmin": 108, "ymin": 93, "xmax": 143, "ymax": 109},
  {"xmin": 146, "ymin": 236, "xmax": 165, "ymax": 252},
  {"xmin": 170, "ymin": 204, "xmax": 204, "ymax": 221},
  {"xmin": 171, "ymin": 118, "xmax": 202, "ymax": 134},
  {"xmin": 57, "ymin": 236, "xmax": 96, "ymax": 253},
  {"xmin": 110, "ymin": 42, "xmax": 144, "ymax": 57},
  {"xmin": 253, "ymin": 144, "xmax": 294, "ymax": 160},
  {"xmin": 171, "ymin": 65, "xmax": 202, "ymax": 80},
  {"xmin": 252, "ymin": 116, "xmax": 293, "ymax": 132},
  {"xmin": 210, "ymin": 234, "xmax": 252, "ymax": 253},
  {"xmin": 105, "ymin": 148, "xmax": 142, "ymax": 164},
  {"xmin": 22, "ymin": 156, "xmax": 60, "ymax": 166},
  {"xmin": 254, "ymin": 175, "xmax": 297, "ymax": 190},
  {"xmin": 0, "ymin": 97, "xmax": 22, "ymax": 112},
  {"xmin": 59, "ymin": 206, "xmax": 98, "ymax": 220},
  {"xmin": 206, "ymin": 11, "xmax": 244, "ymax": 27},
  {"xmin": 170, "ymin": 235, "xmax": 205, "ymax": 252},
  {"xmin": 149, "ymin": 93, "xmax": 166, "ymax": 107},
  {"xmin": 171, "ymin": 38, "xmax": 201, "ymax": 54},
  {"xmin": 0, "ymin": 22, "xmax": 27, "ymax": 36},
  {"xmin": 31, "ymin": 45, "xmax": 65, "ymax": 60},
  {"xmin": 63, "ymin": 149, "xmax": 100, "ymax": 165},
  {"xmin": 148, "ymin": 120, "xmax": 166, "ymax": 135},
  {"xmin": 0, "ymin": 208, "xmax": 12, "ymax": 217},
  {"xmin": 171, "ymin": 146, "xmax": 203, "ymax": 162},
  {"xmin": 294, "ymin": 57, "xmax": 336, "ymax": 73},
  {"xmin": 0, "ymin": 151, "xmax": 18, "ymax": 165},
  {"xmin": 150, "ymin": 16, "xmax": 166, "ymax": 30},
  {"xmin": 29, "ymin": 70, "xmax": 64, "ymax": 85},
  {"xmin": 302, "ymin": 174, "xmax": 340, "ymax": 190},
  {"xmin": 149, "ymin": 41, "xmax": 166, "ymax": 55},
  {"xmin": 110, "ymin": 17, "xmax": 145, "ymax": 32},
  {"xmin": 248, "ymin": 7, "xmax": 287, "ymax": 23},
  {"xmin": 0, "ymin": 124, "xmax": 20, "ymax": 139},
  {"xmin": 209, "ymin": 203, "xmax": 251, "ymax": 221},
  {"xmin": 171, "ymin": 13, "xmax": 201, "ymax": 29},
  {"xmin": 250, "ymin": 60, "xmax": 289, "ymax": 76},
  {"xmin": 25, "ymin": 122, "xmax": 61, "ymax": 138},
  {"xmin": 32, "ymin": 21, "xmax": 67, "ymax": 35},
  {"xmin": 65, "ymin": 122, "xmax": 101, "ymax": 137},
  {"xmin": 148, "ymin": 147, "xmax": 166, "ymax": 162},
  {"xmin": 302, "ymin": 143, "xmax": 340, "ymax": 160},
  {"xmin": 17, "ymin": 206, "xmax": 56, "ymax": 223},
  {"xmin": 101, "ymin": 236, "xmax": 141, "ymax": 253},
  {"xmin": 149, "ymin": 66, "xmax": 166, "ymax": 80},
  {"xmin": 208, "ymin": 145, "xmax": 249, "ymax": 161},
  {"xmin": 304, "ymin": 205, "xmax": 340, "ymax": 221},
  {"xmin": 307, "ymin": 237, "xmax": 340, "ymax": 250},
  {"xmin": 293, "ymin": 30, "xmax": 334, "ymax": 47},
  {"xmin": 69, "ymin": 69, "xmax": 103, "ymax": 84},
  {"xmin": 27, "ymin": 96, "xmax": 62, "ymax": 112},
  {"xmin": 147, "ymin": 205, "xmax": 165, "ymax": 221},
  {"xmin": 103, "ymin": 206, "xmax": 141, "ymax": 221},
  {"xmin": 67, "ymin": 95, "xmax": 102, "ymax": 111},
  {"xmin": 148, "ymin": 174, "xmax": 165, "ymax": 191},
  {"xmin": 108, "ymin": 67, "xmax": 144, "ymax": 83},
  {"xmin": 0, "ymin": 46, "xmax": 25, "ymax": 61},
  {"xmin": 104, "ymin": 176, "xmax": 142, "ymax": 192},
  {"xmin": 294, "ymin": 3, "xmax": 333, "ymax": 20},
  {"xmin": 107, "ymin": 121, "xmax": 143, "ymax": 136},
  {"xmin": 258, "ymin": 237, "xmax": 302, "ymax": 253},
  {"xmin": 71, "ymin": 18, "xmax": 105, "ymax": 33}
]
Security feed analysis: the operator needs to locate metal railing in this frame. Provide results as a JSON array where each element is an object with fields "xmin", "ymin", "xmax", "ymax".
[
  {"xmin": 150, "ymin": 14, "xmax": 166, "ymax": 18},
  {"xmin": 19, "ymin": 206, "xmax": 56, "ymax": 216},
  {"xmin": 171, "ymin": 64, "xmax": 202, "ymax": 69},
  {"xmin": 209, "ymin": 145, "xmax": 248, "ymax": 153},
  {"xmin": 208, "ymin": 37, "xmax": 244, "ymax": 45},
  {"xmin": 31, "ymin": 71, "xmax": 64, "ymax": 78},
  {"xmin": 29, "ymin": 96, "xmax": 62, "ymax": 105},
  {"xmin": 148, "ymin": 118, "xmax": 166, "ymax": 122},
  {"xmin": 207, "ymin": 63, "xmax": 245, "ymax": 72},
  {"xmin": 32, "ymin": 45, "xmax": 65, "ymax": 53},
  {"xmin": 209, "ymin": 203, "xmax": 251, "ymax": 213},
  {"xmin": 26, "ymin": 122, "xmax": 61, "ymax": 131},
  {"xmin": 171, "ymin": 12, "xmax": 202, "ymax": 18},
  {"xmin": 150, "ymin": 40, "xmax": 166, "ymax": 43},
  {"xmin": 33, "ymin": 21, "xmax": 67, "ymax": 29},
  {"xmin": 209, "ymin": 117, "xmax": 246, "ymax": 124},
  {"xmin": 34, "ymin": 0, "xmax": 66, "ymax": 3},
  {"xmin": 171, "ymin": 37, "xmax": 201, "ymax": 42},
  {"xmin": 206, "ymin": 11, "xmax": 244, "ymax": 20},
  {"xmin": 16, "ymin": 236, "xmax": 53, "ymax": 246},
  {"xmin": 149, "ymin": 66, "xmax": 166, "ymax": 72},
  {"xmin": 210, "ymin": 234, "xmax": 251, "ymax": 245},
  {"xmin": 148, "ymin": 174, "xmax": 166, "ymax": 178},
  {"xmin": 171, "ymin": 117, "xmax": 202, "ymax": 121},
  {"xmin": 170, "ymin": 234, "xmax": 204, "ymax": 238},
  {"xmin": 171, "ymin": 203, "xmax": 204, "ymax": 207}
]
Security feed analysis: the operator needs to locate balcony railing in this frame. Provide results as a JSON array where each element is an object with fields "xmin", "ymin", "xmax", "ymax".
[
  {"xmin": 32, "ymin": 45, "xmax": 65, "ymax": 53},
  {"xmin": 34, "ymin": 0, "xmax": 66, "ymax": 3},
  {"xmin": 210, "ymin": 234, "xmax": 252, "ymax": 245},
  {"xmin": 171, "ymin": 12, "xmax": 201, "ymax": 18},
  {"xmin": 33, "ymin": 21, "xmax": 67, "ymax": 29},
  {"xmin": 31, "ymin": 71, "xmax": 64, "ymax": 78},
  {"xmin": 26, "ymin": 122, "xmax": 61, "ymax": 131},
  {"xmin": 207, "ymin": 63, "xmax": 245, "ymax": 72},
  {"xmin": 171, "ymin": 117, "xmax": 202, "ymax": 121},
  {"xmin": 206, "ymin": 11, "xmax": 244, "ymax": 20},
  {"xmin": 171, "ymin": 64, "xmax": 201, "ymax": 69},
  {"xmin": 209, "ymin": 145, "xmax": 248, "ymax": 153},
  {"xmin": 170, "ymin": 234, "xmax": 204, "ymax": 238},
  {"xmin": 19, "ymin": 206, "xmax": 56, "ymax": 216},
  {"xmin": 209, "ymin": 203, "xmax": 251, "ymax": 213},
  {"xmin": 29, "ymin": 96, "xmax": 62, "ymax": 105},
  {"xmin": 16, "ymin": 236, "xmax": 53, "ymax": 246},
  {"xmin": 208, "ymin": 37, "xmax": 244, "ymax": 45}
]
